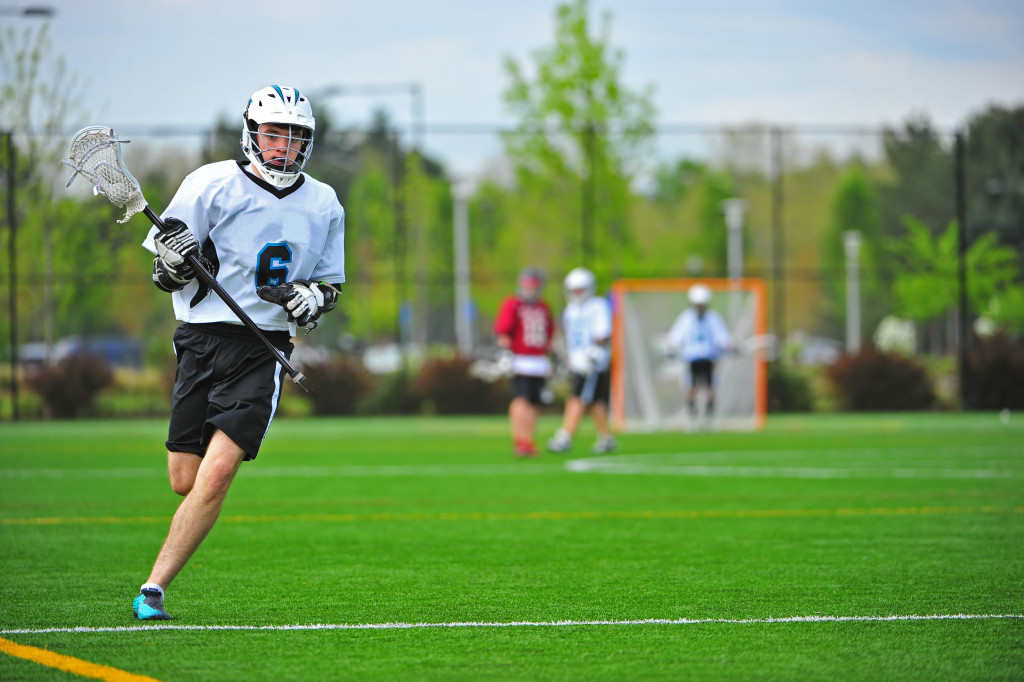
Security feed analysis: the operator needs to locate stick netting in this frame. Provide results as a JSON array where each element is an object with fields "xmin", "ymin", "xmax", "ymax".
[{"xmin": 63, "ymin": 126, "xmax": 148, "ymax": 223}]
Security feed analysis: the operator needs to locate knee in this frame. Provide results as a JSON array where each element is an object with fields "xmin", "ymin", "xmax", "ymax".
[{"xmin": 169, "ymin": 474, "xmax": 194, "ymax": 497}]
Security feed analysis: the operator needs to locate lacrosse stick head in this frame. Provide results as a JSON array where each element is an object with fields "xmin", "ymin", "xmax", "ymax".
[{"xmin": 62, "ymin": 126, "xmax": 148, "ymax": 224}]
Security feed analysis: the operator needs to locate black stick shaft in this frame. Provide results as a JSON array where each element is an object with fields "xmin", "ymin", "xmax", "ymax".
[{"xmin": 143, "ymin": 206, "xmax": 307, "ymax": 390}]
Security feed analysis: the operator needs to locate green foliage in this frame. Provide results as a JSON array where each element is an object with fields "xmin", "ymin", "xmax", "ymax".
[
  {"xmin": 964, "ymin": 105, "xmax": 1024, "ymax": 254},
  {"xmin": 767, "ymin": 362, "xmax": 815, "ymax": 413},
  {"xmin": 25, "ymin": 352, "xmax": 114, "ymax": 418},
  {"xmin": 889, "ymin": 217, "xmax": 1023, "ymax": 324},
  {"xmin": 502, "ymin": 0, "xmax": 655, "ymax": 281},
  {"xmin": 826, "ymin": 345, "xmax": 935, "ymax": 411},
  {"xmin": 876, "ymin": 115, "xmax": 954, "ymax": 243}
]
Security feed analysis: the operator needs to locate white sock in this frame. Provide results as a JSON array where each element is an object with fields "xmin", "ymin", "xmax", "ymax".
[{"xmin": 140, "ymin": 582, "xmax": 164, "ymax": 597}]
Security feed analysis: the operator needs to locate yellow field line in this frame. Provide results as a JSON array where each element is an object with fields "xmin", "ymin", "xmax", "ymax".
[
  {"xmin": 0, "ymin": 636, "xmax": 160, "ymax": 681},
  {"xmin": 2, "ymin": 506, "xmax": 1022, "ymax": 526}
]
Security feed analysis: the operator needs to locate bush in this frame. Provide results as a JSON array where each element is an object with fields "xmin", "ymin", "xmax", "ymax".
[
  {"xmin": 767, "ymin": 362, "xmax": 814, "ymax": 412},
  {"xmin": 26, "ymin": 352, "xmax": 114, "ymax": 419},
  {"xmin": 410, "ymin": 356, "xmax": 507, "ymax": 415},
  {"xmin": 967, "ymin": 333, "xmax": 1024, "ymax": 409},
  {"xmin": 826, "ymin": 344, "xmax": 935, "ymax": 411},
  {"xmin": 357, "ymin": 370, "xmax": 421, "ymax": 415},
  {"xmin": 299, "ymin": 356, "xmax": 376, "ymax": 416}
]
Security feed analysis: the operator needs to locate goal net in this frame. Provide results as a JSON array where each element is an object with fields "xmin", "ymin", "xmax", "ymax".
[{"xmin": 611, "ymin": 278, "xmax": 768, "ymax": 432}]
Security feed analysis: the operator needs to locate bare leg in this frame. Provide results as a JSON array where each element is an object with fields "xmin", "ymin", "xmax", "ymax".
[
  {"xmin": 589, "ymin": 402, "xmax": 611, "ymax": 437},
  {"xmin": 147, "ymin": 430, "xmax": 246, "ymax": 589},
  {"xmin": 560, "ymin": 397, "xmax": 586, "ymax": 437},
  {"xmin": 509, "ymin": 397, "xmax": 537, "ymax": 444}
]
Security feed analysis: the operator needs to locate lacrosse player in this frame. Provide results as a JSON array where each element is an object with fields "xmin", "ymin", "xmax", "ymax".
[
  {"xmin": 132, "ymin": 85, "xmax": 345, "ymax": 620},
  {"xmin": 494, "ymin": 266, "xmax": 556, "ymax": 457},
  {"xmin": 546, "ymin": 267, "xmax": 617, "ymax": 455},
  {"xmin": 664, "ymin": 283, "xmax": 732, "ymax": 426}
]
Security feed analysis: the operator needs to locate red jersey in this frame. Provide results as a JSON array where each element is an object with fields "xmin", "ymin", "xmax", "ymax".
[{"xmin": 494, "ymin": 296, "xmax": 555, "ymax": 356}]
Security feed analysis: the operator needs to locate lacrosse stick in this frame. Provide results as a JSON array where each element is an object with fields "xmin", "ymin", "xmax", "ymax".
[
  {"xmin": 730, "ymin": 334, "xmax": 776, "ymax": 357},
  {"xmin": 62, "ymin": 126, "xmax": 308, "ymax": 390}
]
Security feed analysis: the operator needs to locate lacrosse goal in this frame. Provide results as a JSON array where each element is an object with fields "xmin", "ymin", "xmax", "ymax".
[{"xmin": 611, "ymin": 278, "xmax": 768, "ymax": 432}]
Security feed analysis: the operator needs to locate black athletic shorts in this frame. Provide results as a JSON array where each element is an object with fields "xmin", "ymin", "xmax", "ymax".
[
  {"xmin": 569, "ymin": 370, "xmax": 611, "ymax": 406},
  {"xmin": 510, "ymin": 375, "xmax": 548, "ymax": 406},
  {"xmin": 166, "ymin": 322, "xmax": 294, "ymax": 461},
  {"xmin": 689, "ymin": 359, "xmax": 715, "ymax": 388}
]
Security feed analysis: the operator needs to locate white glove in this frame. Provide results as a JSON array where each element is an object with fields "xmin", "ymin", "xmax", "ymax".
[
  {"xmin": 584, "ymin": 345, "xmax": 604, "ymax": 373},
  {"xmin": 153, "ymin": 218, "xmax": 199, "ymax": 284},
  {"xmin": 495, "ymin": 349, "xmax": 514, "ymax": 377},
  {"xmin": 257, "ymin": 279, "xmax": 324, "ymax": 327}
]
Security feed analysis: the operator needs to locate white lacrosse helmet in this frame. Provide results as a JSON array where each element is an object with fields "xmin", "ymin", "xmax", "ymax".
[
  {"xmin": 564, "ymin": 267, "xmax": 596, "ymax": 304},
  {"xmin": 241, "ymin": 85, "xmax": 315, "ymax": 188},
  {"xmin": 688, "ymin": 283, "xmax": 712, "ymax": 306}
]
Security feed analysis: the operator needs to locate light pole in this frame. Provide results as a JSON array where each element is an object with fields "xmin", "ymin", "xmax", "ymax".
[
  {"xmin": 722, "ymin": 197, "xmax": 747, "ymax": 328},
  {"xmin": 451, "ymin": 180, "xmax": 475, "ymax": 355},
  {"xmin": 4, "ymin": 131, "xmax": 17, "ymax": 420},
  {"xmin": 843, "ymin": 230, "xmax": 862, "ymax": 353}
]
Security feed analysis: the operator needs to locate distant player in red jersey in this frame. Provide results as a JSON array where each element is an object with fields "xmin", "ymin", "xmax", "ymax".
[{"xmin": 494, "ymin": 267, "xmax": 555, "ymax": 457}]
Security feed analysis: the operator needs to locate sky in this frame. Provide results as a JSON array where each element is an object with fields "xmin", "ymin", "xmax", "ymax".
[{"xmin": 8, "ymin": 0, "xmax": 1024, "ymax": 176}]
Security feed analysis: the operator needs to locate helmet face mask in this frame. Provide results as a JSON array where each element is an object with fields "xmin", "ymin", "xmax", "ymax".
[
  {"xmin": 241, "ymin": 85, "xmax": 315, "ymax": 189},
  {"xmin": 563, "ymin": 267, "xmax": 596, "ymax": 305},
  {"xmin": 518, "ymin": 266, "xmax": 545, "ymax": 303}
]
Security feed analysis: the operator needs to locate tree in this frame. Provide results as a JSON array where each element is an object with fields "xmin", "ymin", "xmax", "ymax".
[
  {"xmin": 963, "ymin": 104, "xmax": 1024, "ymax": 253},
  {"xmin": 876, "ymin": 115, "xmax": 955, "ymax": 242},
  {"xmin": 0, "ymin": 22, "xmax": 87, "ymax": 358},
  {"xmin": 889, "ymin": 216, "xmax": 1022, "ymax": 340},
  {"xmin": 502, "ymin": 0, "xmax": 655, "ymax": 283}
]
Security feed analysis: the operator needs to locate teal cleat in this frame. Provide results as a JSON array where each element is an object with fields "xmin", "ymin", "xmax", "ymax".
[{"xmin": 133, "ymin": 588, "xmax": 173, "ymax": 621}]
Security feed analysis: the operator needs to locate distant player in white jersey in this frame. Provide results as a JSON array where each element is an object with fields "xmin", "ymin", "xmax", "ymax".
[
  {"xmin": 665, "ymin": 283, "xmax": 732, "ymax": 425},
  {"xmin": 132, "ymin": 85, "xmax": 345, "ymax": 621},
  {"xmin": 547, "ymin": 267, "xmax": 618, "ymax": 455}
]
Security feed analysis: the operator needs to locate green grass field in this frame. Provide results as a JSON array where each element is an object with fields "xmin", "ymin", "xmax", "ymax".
[{"xmin": 1, "ymin": 413, "xmax": 1022, "ymax": 681}]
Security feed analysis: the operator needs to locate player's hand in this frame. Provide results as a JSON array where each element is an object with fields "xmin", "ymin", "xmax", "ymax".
[
  {"xmin": 154, "ymin": 218, "xmax": 200, "ymax": 284},
  {"xmin": 258, "ymin": 279, "xmax": 325, "ymax": 327},
  {"xmin": 585, "ymin": 345, "xmax": 604, "ymax": 372}
]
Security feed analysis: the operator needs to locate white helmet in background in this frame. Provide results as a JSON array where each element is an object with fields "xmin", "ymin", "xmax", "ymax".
[
  {"xmin": 688, "ymin": 283, "xmax": 712, "ymax": 306},
  {"xmin": 564, "ymin": 267, "xmax": 596, "ymax": 304},
  {"xmin": 241, "ymin": 85, "xmax": 315, "ymax": 189}
]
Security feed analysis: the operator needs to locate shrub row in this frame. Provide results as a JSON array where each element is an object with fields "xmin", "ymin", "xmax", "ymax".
[{"xmin": 18, "ymin": 333, "xmax": 1024, "ymax": 419}]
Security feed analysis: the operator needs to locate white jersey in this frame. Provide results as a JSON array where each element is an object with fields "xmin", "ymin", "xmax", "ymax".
[
  {"xmin": 143, "ymin": 161, "xmax": 345, "ymax": 335},
  {"xmin": 563, "ymin": 295, "xmax": 612, "ymax": 373},
  {"xmin": 666, "ymin": 308, "xmax": 731, "ymax": 362}
]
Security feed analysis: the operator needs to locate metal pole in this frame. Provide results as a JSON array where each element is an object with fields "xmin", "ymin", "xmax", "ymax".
[
  {"xmin": 955, "ymin": 130, "xmax": 970, "ymax": 410},
  {"xmin": 722, "ymin": 198, "xmax": 746, "ymax": 282},
  {"xmin": 843, "ymin": 230, "xmax": 862, "ymax": 353},
  {"xmin": 452, "ymin": 182, "xmax": 473, "ymax": 355},
  {"xmin": 5, "ymin": 131, "xmax": 18, "ymax": 420},
  {"xmin": 771, "ymin": 128, "xmax": 786, "ymax": 344},
  {"xmin": 722, "ymin": 197, "xmax": 746, "ymax": 327},
  {"xmin": 580, "ymin": 123, "xmax": 595, "ymax": 269}
]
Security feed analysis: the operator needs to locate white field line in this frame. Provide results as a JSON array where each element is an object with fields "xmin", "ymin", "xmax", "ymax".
[
  {"xmin": 1, "ymin": 444, "xmax": 1019, "ymax": 481},
  {"xmin": 0, "ymin": 464, "xmax": 563, "ymax": 480},
  {"xmin": 564, "ymin": 460, "xmax": 1018, "ymax": 479},
  {"xmin": 1, "ymin": 613, "xmax": 1021, "ymax": 635}
]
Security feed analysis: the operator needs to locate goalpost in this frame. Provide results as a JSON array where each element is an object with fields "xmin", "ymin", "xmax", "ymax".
[{"xmin": 611, "ymin": 278, "xmax": 768, "ymax": 432}]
